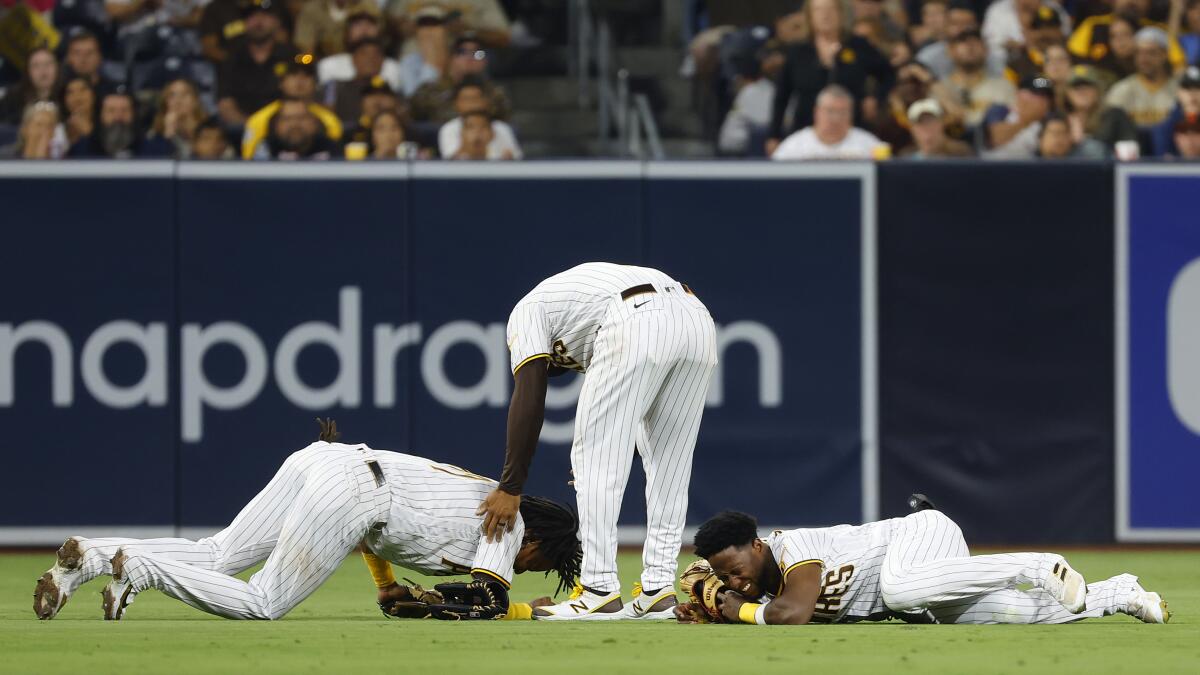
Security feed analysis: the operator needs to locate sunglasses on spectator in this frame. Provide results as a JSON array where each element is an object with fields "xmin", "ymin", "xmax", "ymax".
[{"xmin": 456, "ymin": 48, "xmax": 486, "ymax": 60}]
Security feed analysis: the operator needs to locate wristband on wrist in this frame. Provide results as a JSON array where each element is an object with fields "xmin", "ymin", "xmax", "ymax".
[{"xmin": 738, "ymin": 602, "xmax": 764, "ymax": 625}]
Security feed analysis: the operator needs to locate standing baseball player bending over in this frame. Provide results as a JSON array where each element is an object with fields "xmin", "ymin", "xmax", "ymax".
[
  {"xmin": 677, "ymin": 509, "xmax": 1169, "ymax": 625},
  {"xmin": 32, "ymin": 421, "xmax": 581, "ymax": 621},
  {"xmin": 477, "ymin": 262, "xmax": 718, "ymax": 620}
]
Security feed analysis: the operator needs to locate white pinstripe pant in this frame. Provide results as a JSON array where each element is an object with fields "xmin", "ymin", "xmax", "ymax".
[
  {"xmin": 66, "ymin": 443, "xmax": 390, "ymax": 619},
  {"xmin": 573, "ymin": 289, "xmax": 717, "ymax": 593},
  {"xmin": 881, "ymin": 511, "xmax": 1133, "ymax": 624}
]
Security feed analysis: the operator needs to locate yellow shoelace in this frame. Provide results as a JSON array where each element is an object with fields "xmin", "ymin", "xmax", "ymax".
[
  {"xmin": 631, "ymin": 582, "xmax": 643, "ymax": 598},
  {"xmin": 568, "ymin": 582, "xmax": 584, "ymax": 600}
]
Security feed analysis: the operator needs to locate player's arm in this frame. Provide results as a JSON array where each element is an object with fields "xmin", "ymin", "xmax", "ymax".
[
  {"xmin": 478, "ymin": 358, "xmax": 547, "ymax": 541},
  {"xmin": 721, "ymin": 562, "xmax": 823, "ymax": 625}
]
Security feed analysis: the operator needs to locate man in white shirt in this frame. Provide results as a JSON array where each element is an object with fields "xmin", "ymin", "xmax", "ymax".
[
  {"xmin": 772, "ymin": 85, "xmax": 885, "ymax": 160},
  {"xmin": 438, "ymin": 78, "xmax": 522, "ymax": 158},
  {"xmin": 316, "ymin": 11, "xmax": 404, "ymax": 94},
  {"xmin": 981, "ymin": 0, "xmax": 1069, "ymax": 55}
]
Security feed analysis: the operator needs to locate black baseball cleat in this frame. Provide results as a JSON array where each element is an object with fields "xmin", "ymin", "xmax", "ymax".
[{"xmin": 908, "ymin": 493, "xmax": 937, "ymax": 512}]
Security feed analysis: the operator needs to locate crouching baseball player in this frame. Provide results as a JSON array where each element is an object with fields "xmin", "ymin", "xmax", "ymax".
[
  {"xmin": 676, "ymin": 508, "xmax": 1169, "ymax": 626},
  {"xmin": 32, "ymin": 420, "xmax": 581, "ymax": 621}
]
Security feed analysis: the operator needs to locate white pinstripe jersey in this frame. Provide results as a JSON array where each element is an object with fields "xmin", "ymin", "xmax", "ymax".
[
  {"xmin": 506, "ymin": 262, "xmax": 685, "ymax": 374},
  {"xmin": 359, "ymin": 447, "xmax": 524, "ymax": 586},
  {"xmin": 762, "ymin": 520, "xmax": 899, "ymax": 622}
]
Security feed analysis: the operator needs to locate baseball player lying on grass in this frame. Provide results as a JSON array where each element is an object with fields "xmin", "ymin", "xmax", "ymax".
[
  {"xmin": 32, "ymin": 419, "xmax": 581, "ymax": 622},
  {"xmin": 676, "ymin": 505, "xmax": 1170, "ymax": 626}
]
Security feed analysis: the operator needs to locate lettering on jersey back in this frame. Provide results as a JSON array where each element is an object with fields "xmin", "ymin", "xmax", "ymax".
[{"xmin": 812, "ymin": 564, "xmax": 855, "ymax": 619}]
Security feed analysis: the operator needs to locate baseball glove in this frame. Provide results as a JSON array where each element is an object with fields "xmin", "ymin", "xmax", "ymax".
[
  {"xmin": 427, "ymin": 579, "xmax": 510, "ymax": 620},
  {"xmin": 679, "ymin": 559, "xmax": 728, "ymax": 623},
  {"xmin": 379, "ymin": 579, "xmax": 445, "ymax": 619}
]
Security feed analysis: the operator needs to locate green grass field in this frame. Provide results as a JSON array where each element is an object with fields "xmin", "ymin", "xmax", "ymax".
[{"xmin": 1, "ymin": 550, "xmax": 1196, "ymax": 674}]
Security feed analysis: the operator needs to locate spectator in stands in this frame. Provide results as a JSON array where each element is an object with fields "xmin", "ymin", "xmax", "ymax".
[
  {"xmin": 1006, "ymin": 5, "xmax": 1067, "ymax": 83},
  {"xmin": 767, "ymin": 0, "xmax": 895, "ymax": 155},
  {"xmin": 191, "ymin": 117, "xmax": 235, "ymax": 159},
  {"xmin": 901, "ymin": 97, "xmax": 973, "ymax": 157},
  {"xmin": 243, "ymin": 56, "xmax": 343, "ymax": 159},
  {"xmin": 1069, "ymin": 0, "xmax": 1186, "ymax": 72},
  {"xmin": 451, "ymin": 109, "xmax": 513, "ymax": 159},
  {"xmin": 982, "ymin": 74, "xmax": 1056, "ymax": 157},
  {"xmin": 62, "ymin": 29, "xmax": 118, "ymax": 95},
  {"xmin": 0, "ymin": 47, "xmax": 60, "ymax": 125},
  {"xmin": 331, "ymin": 38, "xmax": 388, "ymax": 124},
  {"xmin": 917, "ymin": 0, "xmax": 1006, "ymax": 79},
  {"xmin": 295, "ymin": 0, "xmax": 382, "ymax": 58},
  {"xmin": 909, "ymin": 0, "xmax": 948, "ymax": 51},
  {"xmin": 941, "ymin": 29, "xmax": 1016, "ymax": 127},
  {"xmin": 0, "ymin": 102, "xmax": 67, "ymax": 159},
  {"xmin": 217, "ymin": 0, "xmax": 298, "ymax": 127},
  {"xmin": 387, "ymin": 0, "xmax": 512, "ymax": 50},
  {"xmin": 1036, "ymin": 111, "xmax": 1107, "ymax": 156},
  {"xmin": 852, "ymin": 0, "xmax": 907, "ymax": 62},
  {"xmin": 264, "ymin": 97, "xmax": 338, "ymax": 159},
  {"xmin": 368, "ymin": 109, "xmax": 419, "ymax": 158},
  {"xmin": 1064, "ymin": 64, "xmax": 1139, "ymax": 153},
  {"xmin": 1149, "ymin": 65, "xmax": 1200, "ymax": 155},
  {"xmin": 717, "ymin": 39, "xmax": 785, "ymax": 156},
  {"xmin": 146, "ymin": 78, "xmax": 209, "ymax": 158},
  {"xmin": 59, "ymin": 77, "xmax": 97, "ymax": 145},
  {"xmin": 772, "ymin": 84, "xmax": 886, "ymax": 159},
  {"xmin": 409, "ymin": 35, "xmax": 510, "ymax": 126},
  {"xmin": 317, "ymin": 11, "xmax": 403, "ymax": 93},
  {"xmin": 1106, "ymin": 27, "xmax": 1179, "ymax": 129},
  {"xmin": 105, "ymin": 0, "xmax": 206, "ymax": 35},
  {"xmin": 340, "ymin": 76, "xmax": 404, "ymax": 146},
  {"xmin": 1173, "ymin": 115, "xmax": 1200, "ymax": 157},
  {"xmin": 1089, "ymin": 13, "xmax": 1139, "ymax": 85},
  {"xmin": 1182, "ymin": 0, "xmax": 1200, "ymax": 66},
  {"xmin": 68, "ymin": 89, "xmax": 173, "ymax": 157},
  {"xmin": 396, "ymin": 5, "xmax": 451, "ymax": 97},
  {"xmin": 982, "ymin": 0, "xmax": 1068, "ymax": 55},
  {"xmin": 438, "ymin": 76, "xmax": 521, "ymax": 159},
  {"xmin": 200, "ymin": 0, "xmax": 288, "ymax": 64},
  {"xmin": 875, "ymin": 60, "xmax": 965, "ymax": 152}
]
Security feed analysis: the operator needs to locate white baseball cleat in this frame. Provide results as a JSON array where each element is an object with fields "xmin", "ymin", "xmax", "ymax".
[
  {"xmin": 1041, "ymin": 556, "xmax": 1087, "ymax": 614},
  {"xmin": 1126, "ymin": 580, "xmax": 1170, "ymax": 624},
  {"xmin": 532, "ymin": 584, "xmax": 623, "ymax": 621},
  {"xmin": 32, "ymin": 537, "xmax": 85, "ymax": 620},
  {"xmin": 614, "ymin": 583, "xmax": 678, "ymax": 620},
  {"xmin": 101, "ymin": 549, "xmax": 136, "ymax": 621}
]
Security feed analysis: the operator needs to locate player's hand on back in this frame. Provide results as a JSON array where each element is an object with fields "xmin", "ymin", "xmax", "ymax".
[{"xmin": 477, "ymin": 488, "xmax": 520, "ymax": 543}]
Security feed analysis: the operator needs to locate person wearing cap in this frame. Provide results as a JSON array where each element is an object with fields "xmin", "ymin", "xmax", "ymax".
[
  {"xmin": 1005, "ymin": 4, "xmax": 1066, "ymax": 84},
  {"xmin": 717, "ymin": 39, "xmax": 786, "ymax": 156},
  {"xmin": 874, "ymin": 60, "xmax": 966, "ymax": 153},
  {"xmin": 942, "ymin": 28, "xmax": 1016, "ymax": 126},
  {"xmin": 981, "ymin": 0, "xmax": 1068, "ymax": 56},
  {"xmin": 396, "ymin": 5, "xmax": 452, "ymax": 97},
  {"xmin": 409, "ymin": 34, "xmax": 510, "ymax": 127},
  {"xmin": 1172, "ymin": 114, "xmax": 1200, "ymax": 158},
  {"xmin": 772, "ymin": 84, "xmax": 887, "ymax": 160},
  {"xmin": 437, "ymin": 75, "xmax": 521, "ymax": 159},
  {"xmin": 982, "ymin": 74, "xmax": 1055, "ymax": 158},
  {"xmin": 916, "ymin": 0, "xmax": 1007, "ymax": 79},
  {"xmin": 1068, "ymin": 0, "xmax": 1187, "ymax": 72},
  {"xmin": 317, "ymin": 11, "xmax": 404, "ymax": 93},
  {"xmin": 386, "ymin": 0, "xmax": 512, "ymax": 51},
  {"xmin": 341, "ymin": 76, "xmax": 405, "ymax": 147},
  {"xmin": 1149, "ymin": 65, "xmax": 1200, "ymax": 155},
  {"xmin": 217, "ymin": 0, "xmax": 298, "ymax": 127},
  {"xmin": 1105, "ymin": 26, "xmax": 1179, "ymax": 128},
  {"xmin": 243, "ymin": 54, "xmax": 343, "ymax": 159},
  {"xmin": 1064, "ymin": 64, "xmax": 1138, "ymax": 153},
  {"xmin": 295, "ymin": 0, "xmax": 382, "ymax": 59},
  {"xmin": 901, "ymin": 97, "xmax": 973, "ymax": 158}
]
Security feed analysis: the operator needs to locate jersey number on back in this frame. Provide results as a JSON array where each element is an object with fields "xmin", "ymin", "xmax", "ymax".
[{"xmin": 812, "ymin": 564, "xmax": 855, "ymax": 619}]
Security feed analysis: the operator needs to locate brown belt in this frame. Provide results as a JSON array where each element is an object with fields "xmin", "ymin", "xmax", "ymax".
[{"xmin": 620, "ymin": 283, "xmax": 695, "ymax": 300}]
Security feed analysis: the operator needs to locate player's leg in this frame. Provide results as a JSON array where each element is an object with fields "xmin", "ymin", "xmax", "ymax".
[
  {"xmin": 633, "ymin": 306, "xmax": 717, "ymax": 614},
  {"xmin": 930, "ymin": 574, "xmax": 1149, "ymax": 624},
  {"xmin": 111, "ymin": 457, "xmax": 387, "ymax": 620},
  {"xmin": 879, "ymin": 510, "xmax": 1086, "ymax": 613}
]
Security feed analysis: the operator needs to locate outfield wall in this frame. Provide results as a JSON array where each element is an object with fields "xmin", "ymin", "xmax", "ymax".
[{"xmin": 0, "ymin": 161, "xmax": 1196, "ymax": 545}]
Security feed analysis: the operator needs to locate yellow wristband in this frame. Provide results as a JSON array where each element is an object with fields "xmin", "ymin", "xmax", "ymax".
[
  {"xmin": 738, "ymin": 602, "xmax": 763, "ymax": 625},
  {"xmin": 503, "ymin": 602, "xmax": 533, "ymax": 620},
  {"xmin": 361, "ymin": 551, "xmax": 397, "ymax": 589}
]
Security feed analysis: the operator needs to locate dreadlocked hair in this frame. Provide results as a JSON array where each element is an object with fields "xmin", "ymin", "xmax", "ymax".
[
  {"xmin": 519, "ymin": 495, "xmax": 582, "ymax": 597},
  {"xmin": 693, "ymin": 511, "xmax": 758, "ymax": 559}
]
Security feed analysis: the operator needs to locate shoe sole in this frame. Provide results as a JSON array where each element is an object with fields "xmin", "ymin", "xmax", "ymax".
[{"xmin": 32, "ymin": 538, "xmax": 85, "ymax": 620}]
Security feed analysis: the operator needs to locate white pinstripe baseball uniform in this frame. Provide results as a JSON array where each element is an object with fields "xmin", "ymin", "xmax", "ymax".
[
  {"xmin": 760, "ymin": 510, "xmax": 1141, "ymax": 624},
  {"xmin": 507, "ymin": 262, "xmax": 718, "ymax": 593},
  {"xmin": 60, "ymin": 442, "xmax": 524, "ymax": 619}
]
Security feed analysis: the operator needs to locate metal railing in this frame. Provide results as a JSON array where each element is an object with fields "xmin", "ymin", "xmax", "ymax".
[{"xmin": 569, "ymin": 0, "xmax": 664, "ymax": 159}]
